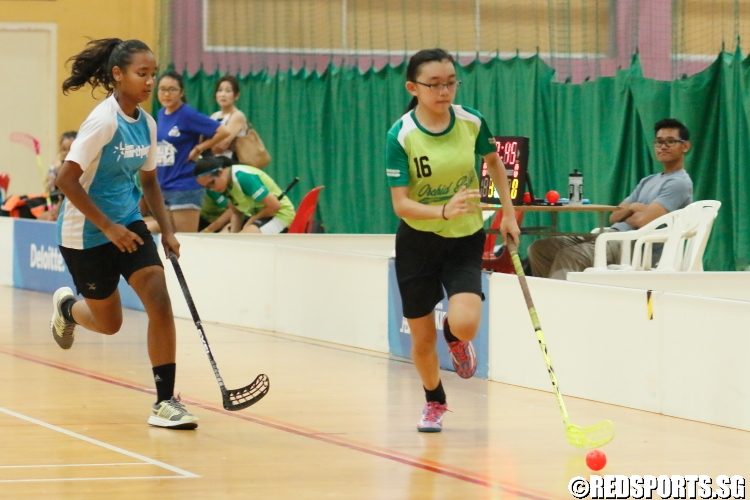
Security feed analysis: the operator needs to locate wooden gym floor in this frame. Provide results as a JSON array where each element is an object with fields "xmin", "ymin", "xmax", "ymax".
[{"xmin": 0, "ymin": 286, "xmax": 748, "ymax": 499}]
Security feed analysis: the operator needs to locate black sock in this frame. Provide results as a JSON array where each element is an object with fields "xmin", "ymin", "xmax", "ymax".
[
  {"xmin": 61, "ymin": 297, "xmax": 77, "ymax": 324},
  {"xmin": 424, "ymin": 380, "xmax": 446, "ymax": 405},
  {"xmin": 153, "ymin": 363, "xmax": 176, "ymax": 404},
  {"xmin": 443, "ymin": 318, "xmax": 460, "ymax": 343}
]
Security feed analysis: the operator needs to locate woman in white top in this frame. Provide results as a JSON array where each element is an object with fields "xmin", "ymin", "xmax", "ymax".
[
  {"xmin": 209, "ymin": 75, "xmax": 248, "ymax": 160},
  {"xmin": 200, "ymin": 75, "xmax": 249, "ymax": 232}
]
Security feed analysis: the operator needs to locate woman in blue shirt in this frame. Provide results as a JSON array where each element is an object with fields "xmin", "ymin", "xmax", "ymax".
[
  {"xmin": 150, "ymin": 70, "xmax": 230, "ymax": 233},
  {"xmin": 53, "ymin": 38, "xmax": 198, "ymax": 429}
]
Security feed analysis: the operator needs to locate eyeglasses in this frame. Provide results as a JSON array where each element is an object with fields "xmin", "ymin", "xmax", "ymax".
[
  {"xmin": 414, "ymin": 80, "xmax": 461, "ymax": 92},
  {"xmin": 654, "ymin": 139, "xmax": 686, "ymax": 148},
  {"xmin": 158, "ymin": 87, "xmax": 181, "ymax": 94}
]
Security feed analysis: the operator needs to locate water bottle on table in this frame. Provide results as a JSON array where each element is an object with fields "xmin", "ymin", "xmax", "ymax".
[{"xmin": 568, "ymin": 169, "xmax": 583, "ymax": 206}]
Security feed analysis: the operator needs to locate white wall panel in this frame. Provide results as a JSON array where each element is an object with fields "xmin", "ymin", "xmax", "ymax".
[
  {"xmin": 568, "ymin": 271, "xmax": 750, "ymax": 302},
  {"xmin": 660, "ymin": 294, "xmax": 750, "ymax": 431},
  {"xmin": 161, "ymin": 234, "xmax": 390, "ymax": 353},
  {"xmin": 273, "ymin": 246, "xmax": 389, "ymax": 352},
  {"xmin": 0, "ymin": 24, "xmax": 57, "ymax": 195},
  {"xmin": 162, "ymin": 236, "xmax": 278, "ymax": 332},
  {"xmin": 489, "ymin": 274, "xmax": 661, "ymax": 412},
  {"xmin": 208, "ymin": 234, "xmax": 395, "ymax": 256}
]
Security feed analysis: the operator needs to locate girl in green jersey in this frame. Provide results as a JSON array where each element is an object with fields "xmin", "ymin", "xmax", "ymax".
[{"xmin": 385, "ymin": 48, "xmax": 520, "ymax": 432}]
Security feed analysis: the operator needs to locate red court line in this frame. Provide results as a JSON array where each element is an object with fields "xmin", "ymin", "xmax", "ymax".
[{"xmin": 0, "ymin": 346, "xmax": 560, "ymax": 500}]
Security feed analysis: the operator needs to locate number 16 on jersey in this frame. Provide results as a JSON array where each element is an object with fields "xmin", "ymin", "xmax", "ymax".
[{"xmin": 479, "ymin": 136, "xmax": 529, "ymax": 206}]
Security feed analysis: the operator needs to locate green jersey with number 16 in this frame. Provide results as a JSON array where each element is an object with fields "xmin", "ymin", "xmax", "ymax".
[{"xmin": 385, "ymin": 104, "xmax": 497, "ymax": 238}]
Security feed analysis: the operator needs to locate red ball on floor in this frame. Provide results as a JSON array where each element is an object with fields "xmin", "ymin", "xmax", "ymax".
[{"xmin": 586, "ymin": 450, "xmax": 607, "ymax": 471}]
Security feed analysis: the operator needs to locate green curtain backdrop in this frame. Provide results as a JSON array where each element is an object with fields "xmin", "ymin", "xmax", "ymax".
[{"xmin": 166, "ymin": 50, "xmax": 750, "ymax": 271}]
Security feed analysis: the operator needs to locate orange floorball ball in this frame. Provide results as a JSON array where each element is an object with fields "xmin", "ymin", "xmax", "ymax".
[{"xmin": 586, "ymin": 450, "xmax": 607, "ymax": 471}]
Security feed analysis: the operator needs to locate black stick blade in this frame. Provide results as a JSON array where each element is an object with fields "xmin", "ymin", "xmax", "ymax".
[{"xmin": 222, "ymin": 374, "xmax": 270, "ymax": 411}]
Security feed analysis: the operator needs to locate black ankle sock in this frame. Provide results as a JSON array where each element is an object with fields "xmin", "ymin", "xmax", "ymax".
[
  {"xmin": 424, "ymin": 380, "xmax": 446, "ymax": 405},
  {"xmin": 61, "ymin": 297, "xmax": 77, "ymax": 324},
  {"xmin": 443, "ymin": 318, "xmax": 460, "ymax": 343},
  {"xmin": 153, "ymin": 363, "xmax": 176, "ymax": 403}
]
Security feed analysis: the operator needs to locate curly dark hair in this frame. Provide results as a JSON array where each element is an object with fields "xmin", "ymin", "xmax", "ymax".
[{"xmin": 62, "ymin": 38, "xmax": 152, "ymax": 95}]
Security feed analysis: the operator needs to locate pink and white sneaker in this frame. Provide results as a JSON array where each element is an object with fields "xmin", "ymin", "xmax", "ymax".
[
  {"xmin": 447, "ymin": 340, "xmax": 477, "ymax": 379},
  {"xmin": 417, "ymin": 402, "xmax": 449, "ymax": 432}
]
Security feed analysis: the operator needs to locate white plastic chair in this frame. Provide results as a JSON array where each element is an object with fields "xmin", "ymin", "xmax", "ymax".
[
  {"xmin": 632, "ymin": 200, "xmax": 721, "ymax": 272},
  {"xmin": 586, "ymin": 209, "xmax": 681, "ymax": 272}
]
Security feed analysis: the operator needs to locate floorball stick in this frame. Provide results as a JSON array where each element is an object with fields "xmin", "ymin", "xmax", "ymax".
[
  {"xmin": 9, "ymin": 132, "xmax": 52, "ymax": 208},
  {"xmin": 169, "ymin": 251, "xmax": 270, "ymax": 410},
  {"xmin": 277, "ymin": 176, "xmax": 299, "ymax": 201},
  {"xmin": 507, "ymin": 240, "xmax": 614, "ymax": 449}
]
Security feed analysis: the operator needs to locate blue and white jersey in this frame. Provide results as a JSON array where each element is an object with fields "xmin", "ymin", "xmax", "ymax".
[
  {"xmin": 156, "ymin": 104, "xmax": 220, "ymax": 192},
  {"xmin": 57, "ymin": 95, "xmax": 157, "ymax": 249}
]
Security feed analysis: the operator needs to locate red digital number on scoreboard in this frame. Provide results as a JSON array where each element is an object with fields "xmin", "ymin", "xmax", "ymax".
[{"xmin": 480, "ymin": 136, "xmax": 529, "ymax": 206}]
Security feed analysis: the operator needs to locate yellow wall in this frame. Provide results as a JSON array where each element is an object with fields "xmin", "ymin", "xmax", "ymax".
[{"xmin": 0, "ymin": 0, "xmax": 157, "ymax": 138}]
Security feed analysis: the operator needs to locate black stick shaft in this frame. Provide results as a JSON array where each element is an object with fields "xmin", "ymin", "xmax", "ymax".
[
  {"xmin": 168, "ymin": 251, "xmax": 227, "ymax": 391},
  {"xmin": 277, "ymin": 177, "xmax": 299, "ymax": 201}
]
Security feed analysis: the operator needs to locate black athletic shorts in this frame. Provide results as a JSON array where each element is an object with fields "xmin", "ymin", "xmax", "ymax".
[
  {"xmin": 395, "ymin": 220, "xmax": 485, "ymax": 319},
  {"xmin": 59, "ymin": 220, "xmax": 163, "ymax": 300}
]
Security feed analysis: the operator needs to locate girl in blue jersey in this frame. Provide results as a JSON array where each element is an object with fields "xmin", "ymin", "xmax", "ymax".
[
  {"xmin": 148, "ymin": 71, "xmax": 230, "ymax": 234},
  {"xmin": 51, "ymin": 38, "xmax": 198, "ymax": 429},
  {"xmin": 386, "ymin": 49, "xmax": 520, "ymax": 432}
]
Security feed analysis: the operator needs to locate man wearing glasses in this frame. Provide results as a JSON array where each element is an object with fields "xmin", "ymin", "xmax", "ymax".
[{"xmin": 527, "ymin": 118, "xmax": 694, "ymax": 279}]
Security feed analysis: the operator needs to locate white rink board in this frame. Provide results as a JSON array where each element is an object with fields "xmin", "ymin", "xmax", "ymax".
[{"xmin": 488, "ymin": 272, "xmax": 750, "ymax": 430}]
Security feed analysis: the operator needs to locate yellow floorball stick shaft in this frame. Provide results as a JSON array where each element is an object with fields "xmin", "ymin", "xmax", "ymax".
[{"xmin": 506, "ymin": 240, "xmax": 614, "ymax": 449}]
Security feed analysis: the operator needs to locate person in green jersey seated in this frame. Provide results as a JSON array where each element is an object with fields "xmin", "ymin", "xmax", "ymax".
[
  {"xmin": 198, "ymin": 190, "xmax": 231, "ymax": 233},
  {"xmin": 193, "ymin": 156, "xmax": 295, "ymax": 234}
]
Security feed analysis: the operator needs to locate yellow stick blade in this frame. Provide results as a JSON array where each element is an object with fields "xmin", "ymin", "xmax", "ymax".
[{"xmin": 566, "ymin": 420, "xmax": 615, "ymax": 449}]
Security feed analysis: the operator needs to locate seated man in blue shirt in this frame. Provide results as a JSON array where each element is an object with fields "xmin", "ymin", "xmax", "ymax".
[{"xmin": 528, "ymin": 118, "xmax": 694, "ymax": 279}]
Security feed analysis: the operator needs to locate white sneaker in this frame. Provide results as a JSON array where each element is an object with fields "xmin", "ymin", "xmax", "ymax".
[
  {"xmin": 51, "ymin": 287, "xmax": 76, "ymax": 350},
  {"xmin": 417, "ymin": 402, "xmax": 449, "ymax": 432},
  {"xmin": 148, "ymin": 395, "xmax": 199, "ymax": 430}
]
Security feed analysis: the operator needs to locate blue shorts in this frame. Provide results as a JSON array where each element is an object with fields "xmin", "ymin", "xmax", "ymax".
[{"xmin": 162, "ymin": 188, "xmax": 204, "ymax": 211}]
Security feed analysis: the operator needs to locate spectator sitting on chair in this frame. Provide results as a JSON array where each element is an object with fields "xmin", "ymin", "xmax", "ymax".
[
  {"xmin": 527, "ymin": 118, "xmax": 694, "ymax": 279},
  {"xmin": 193, "ymin": 156, "xmax": 295, "ymax": 234}
]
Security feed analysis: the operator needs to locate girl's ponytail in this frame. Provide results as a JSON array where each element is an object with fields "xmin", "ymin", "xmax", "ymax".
[
  {"xmin": 62, "ymin": 38, "xmax": 151, "ymax": 95},
  {"xmin": 405, "ymin": 96, "xmax": 419, "ymax": 113}
]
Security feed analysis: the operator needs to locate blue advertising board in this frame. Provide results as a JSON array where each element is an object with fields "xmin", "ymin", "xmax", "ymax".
[
  {"xmin": 13, "ymin": 219, "xmax": 75, "ymax": 294},
  {"xmin": 12, "ymin": 219, "xmax": 144, "ymax": 311},
  {"xmin": 387, "ymin": 259, "xmax": 490, "ymax": 379}
]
